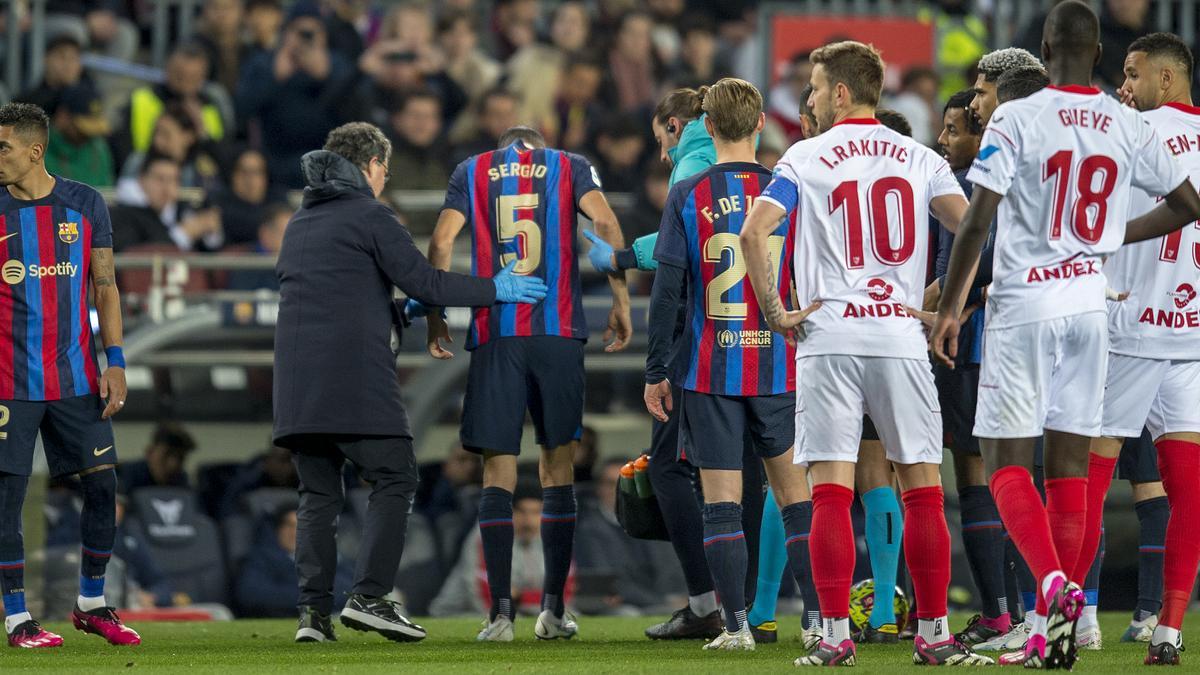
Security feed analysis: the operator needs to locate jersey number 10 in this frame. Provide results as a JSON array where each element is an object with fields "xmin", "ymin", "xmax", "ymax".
[
  {"xmin": 829, "ymin": 177, "xmax": 917, "ymax": 269},
  {"xmin": 497, "ymin": 194, "xmax": 542, "ymax": 275}
]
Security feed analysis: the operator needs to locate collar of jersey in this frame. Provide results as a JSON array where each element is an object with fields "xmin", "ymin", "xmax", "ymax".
[
  {"xmin": 1046, "ymin": 84, "xmax": 1101, "ymax": 95},
  {"xmin": 1163, "ymin": 101, "xmax": 1200, "ymax": 116},
  {"xmin": 832, "ymin": 117, "xmax": 881, "ymax": 127}
]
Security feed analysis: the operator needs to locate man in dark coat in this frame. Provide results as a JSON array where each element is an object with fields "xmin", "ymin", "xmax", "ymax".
[{"xmin": 273, "ymin": 121, "xmax": 545, "ymax": 644}]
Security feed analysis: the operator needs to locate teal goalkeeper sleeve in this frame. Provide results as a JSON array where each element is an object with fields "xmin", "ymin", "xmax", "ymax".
[{"xmin": 615, "ymin": 233, "xmax": 659, "ymax": 271}]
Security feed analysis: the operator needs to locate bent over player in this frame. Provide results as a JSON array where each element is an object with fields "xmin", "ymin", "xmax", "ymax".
[{"xmin": 0, "ymin": 103, "xmax": 137, "ymax": 647}]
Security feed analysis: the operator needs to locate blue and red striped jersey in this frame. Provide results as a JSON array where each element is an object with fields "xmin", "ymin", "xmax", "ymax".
[
  {"xmin": 443, "ymin": 143, "xmax": 601, "ymax": 350},
  {"xmin": 653, "ymin": 162, "xmax": 796, "ymax": 397},
  {"xmin": 0, "ymin": 178, "xmax": 111, "ymax": 401}
]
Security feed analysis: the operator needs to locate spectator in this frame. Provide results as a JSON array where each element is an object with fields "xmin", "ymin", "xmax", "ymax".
[
  {"xmin": 109, "ymin": 154, "xmax": 223, "ymax": 252},
  {"xmin": 766, "ymin": 52, "xmax": 812, "ymax": 143},
  {"xmin": 45, "ymin": 83, "xmax": 114, "ymax": 187},
  {"xmin": 324, "ymin": 0, "xmax": 384, "ymax": 62},
  {"xmin": 44, "ymin": 0, "xmax": 138, "ymax": 62},
  {"xmin": 490, "ymin": 0, "xmax": 540, "ymax": 61},
  {"xmin": 438, "ymin": 11, "xmax": 502, "ymax": 105},
  {"xmin": 920, "ymin": 0, "xmax": 987, "ymax": 100},
  {"xmin": 359, "ymin": 3, "xmax": 446, "ymax": 88},
  {"xmin": 574, "ymin": 460, "xmax": 686, "ymax": 613},
  {"xmin": 387, "ymin": 91, "xmax": 450, "ymax": 191},
  {"xmin": 217, "ymin": 444, "xmax": 300, "ymax": 518},
  {"xmin": 234, "ymin": 507, "xmax": 353, "ymax": 617},
  {"xmin": 431, "ymin": 482, "xmax": 573, "ymax": 616},
  {"xmin": 607, "ymin": 12, "xmax": 658, "ymax": 113},
  {"xmin": 451, "ymin": 88, "xmax": 519, "ymax": 163},
  {"xmin": 647, "ymin": 0, "xmax": 686, "ymax": 65},
  {"xmin": 14, "ymin": 33, "xmax": 90, "ymax": 115},
  {"xmin": 209, "ymin": 147, "xmax": 287, "ymax": 246},
  {"xmin": 420, "ymin": 443, "xmax": 484, "ymax": 566},
  {"xmin": 118, "ymin": 102, "xmax": 225, "ymax": 193},
  {"xmin": 1098, "ymin": 0, "xmax": 1151, "ymax": 89},
  {"xmin": 194, "ymin": 0, "xmax": 248, "ymax": 95},
  {"xmin": 549, "ymin": 2, "xmax": 592, "ymax": 55},
  {"xmin": 236, "ymin": 4, "xmax": 359, "ymax": 188},
  {"xmin": 116, "ymin": 422, "xmax": 198, "ymax": 495},
  {"xmin": 244, "ymin": 0, "xmax": 285, "ymax": 59},
  {"xmin": 554, "ymin": 56, "xmax": 605, "ymax": 153},
  {"xmin": 670, "ymin": 16, "xmax": 727, "ymax": 89},
  {"xmin": 115, "ymin": 42, "xmax": 230, "ymax": 170},
  {"xmin": 227, "ymin": 203, "xmax": 292, "ymax": 291},
  {"xmin": 356, "ymin": 46, "xmax": 466, "ymax": 132},
  {"xmin": 623, "ymin": 160, "xmax": 671, "ymax": 240},
  {"xmin": 886, "ymin": 67, "xmax": 940, "ymax": 147},
  {"xmin": 592, "ymin": 114, "xmax": 646, "ymax": 193}
]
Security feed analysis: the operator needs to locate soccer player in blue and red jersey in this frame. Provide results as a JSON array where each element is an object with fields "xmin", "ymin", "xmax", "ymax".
[
  {"xmin": 0, "ymin": 103, "xmax": 138, "ymax": 648},
  {"xmin": 644, "ymin": 78, "xmax": 819, "ymax": 651},
  {"xmin": 426, "ymin": 125, "xmax": 631, "ymax": 641}
]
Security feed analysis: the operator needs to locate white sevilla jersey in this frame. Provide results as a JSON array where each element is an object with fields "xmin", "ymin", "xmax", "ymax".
[
  {"xmin": 1105, "ymin": 102, "xmax": 1200, "ymax": 360},
  {"xmin": 967, "ymin": 85, "xmax": 1187, "ymax": 329},
  {"xmin": 760, "ymin": 118, "xmax": 965, "ymax": 359}
]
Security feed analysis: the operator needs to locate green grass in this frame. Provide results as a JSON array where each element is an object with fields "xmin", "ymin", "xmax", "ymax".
[{"xmin": 1, "ymin": 613, "xmax": 1188, "ymax": 672}]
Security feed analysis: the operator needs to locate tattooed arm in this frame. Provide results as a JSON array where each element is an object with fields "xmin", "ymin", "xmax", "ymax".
[
  {"xmin": 740, "ymin": 200, "xmax": 820, "ymax": 345},
  {"xmin": 91, "ymin": 247, "xmax": 126, "ymax": 418}
]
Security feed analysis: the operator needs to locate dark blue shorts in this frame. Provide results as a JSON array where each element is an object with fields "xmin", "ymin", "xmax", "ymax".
[
  {"xmin": 0, "ymin": 394, "xmax": 116, "ymax": 477},
  {"xmin": 680, "ymin": 391, "xmax": 794, "ymax": 470},
  {"xmin": 934, "ymin": 361, "xmax": 981, "ymax": 456},
  {"xmin": 461, "ymin": 336, "xmax": 585, "ymax": 454},
  {"xmin": 1118, "ymin": 427, "xmax": 1160, "ymax": 484}
]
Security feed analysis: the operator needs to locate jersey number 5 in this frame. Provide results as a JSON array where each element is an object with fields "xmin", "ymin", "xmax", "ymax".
[
  {"xmin": 829, "ymin": 177, "xmax": 916, "ymax": 269},
  {"xmin": 1043, "ymin": 150, "xmax": 1118, "ymax": 244},
  {"xmin": 497, "ymin": 194, "xmax": 543, "ymax": 275},
  {"xmin": 704, "ymin": 233, "xmax": 785, "ymax": 320}
]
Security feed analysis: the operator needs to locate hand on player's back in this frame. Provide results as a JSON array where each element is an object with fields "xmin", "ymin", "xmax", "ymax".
[
  {"xmin": 492, "ymin": 261, "xmax": 548, "ymax": 303},
  {"xmin": 765, "ymin": 301, "xmax": 823, "ymax": 347}
]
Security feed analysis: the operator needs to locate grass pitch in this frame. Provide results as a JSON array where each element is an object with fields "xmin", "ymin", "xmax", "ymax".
[{"xmin": 1, "ymin": 612, "xmax": 1189, "ymax": 672}]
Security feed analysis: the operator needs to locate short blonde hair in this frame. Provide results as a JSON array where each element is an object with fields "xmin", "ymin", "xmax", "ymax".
[
  {"xmin": 810, "ymin": 41, "xmax": 885, "ymax": 107},
  {"xmin": 700, "ymin": 78, "xmax": 763, "ymax": 141}
]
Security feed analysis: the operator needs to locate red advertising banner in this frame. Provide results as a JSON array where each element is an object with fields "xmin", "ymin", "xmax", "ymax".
[{"xmin": 768, "ymin": 14, "xmax": 935, "ymax": 86}]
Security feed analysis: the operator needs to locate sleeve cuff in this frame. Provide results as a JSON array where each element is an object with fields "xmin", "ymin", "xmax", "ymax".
[{"xmin": 615, "ymin": 247, "xmax": 639, "ymax": 271}]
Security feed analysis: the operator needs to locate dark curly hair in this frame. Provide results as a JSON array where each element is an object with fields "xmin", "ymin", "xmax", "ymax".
[
  {"xmin": 0, "ymin": 102, "xmax": 49, "ymax": 145},
  {"xmin": 323, "ymin": 122, "xmax": 391, "ymax": 173}
]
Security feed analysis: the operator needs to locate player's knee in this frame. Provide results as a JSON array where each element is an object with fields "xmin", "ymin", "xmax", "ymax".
[{"xmin": 79, "ymin": 466, "xmax": 117, "ymax": 506}]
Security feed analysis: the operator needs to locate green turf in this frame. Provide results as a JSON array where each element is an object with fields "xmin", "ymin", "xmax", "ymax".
[{"xmin": 1, "ymin": 612, "xmax": 1189, "ymax": 672}]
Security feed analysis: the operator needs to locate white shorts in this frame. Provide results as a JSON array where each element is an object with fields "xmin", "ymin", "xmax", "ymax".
[
  {"xmin": 975, "ymin": 312, "xmax": 1107, "ymax": 439},
  {"xmin": 1102, "ymin": 354, "xmax": 1200, "ymax": 439},
  {"xmin": 794, "ymin": 355, "xmax": 942, "ymax": 466}
]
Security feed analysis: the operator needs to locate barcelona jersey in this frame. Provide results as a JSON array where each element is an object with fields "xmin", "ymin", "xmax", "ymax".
[
  {"xmin": 654, "ymin": 162, "xmax": 796, "ymax": 397},
  {"xmin": 0, "ymin": 178, "xmax": 111, "ymax": 401},
  {"xmin": 443, "ymin": 143, "xmax": 601, "ymax": 350}
]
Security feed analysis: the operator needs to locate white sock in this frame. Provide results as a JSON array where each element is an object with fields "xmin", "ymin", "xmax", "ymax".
[
  {"xmin": 1078, "ymin": 605, "xmax": 1098, "ymax": 630},
  {"xmin": 5, "ymin": 611, "xmax": 32, "ymax": 633},
  {"xmin": 689, "ymin": 591, "xmax": 717, "ymax": 617},
  {"xmin": 1152, "ymin": 625, "xmax": 1181, "ymax": 647},
  {"xmin": 1031, "ymin": 612, "xmax": 1047, "ymax": 638},
  {"xmin": 918, "ymin": 616, "xmax": 952, "ymax": 644},
  {"xmin": 77, "ymin": 594, "xmax": 106, "ymax": 612},
  {"xmin": 823, "ymin": 617, "xmax": 851, "ymax": 644},
  {"xmin": 1040, "ymin": 571, "xmax": 1066, "ymax": 601}
]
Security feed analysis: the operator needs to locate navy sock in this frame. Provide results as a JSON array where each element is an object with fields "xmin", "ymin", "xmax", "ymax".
[
  {"xmin": 1002, "ymin": 531, "xmax": 1023, "ymax": 622},
  {"xmin": 79, "ymin": 469, "xmax": 117, "ymax": 600},
  {"xmin": 703, "ymin": 501, "xmax": 747, "ymax": 633},
  {"xmin": 478, "ymin": 486, "xmax": 514, "ymax": 621},
  {"xmin": 1134, "ymin": 496, "xmax": 1168, "ymax": 617},
  {"xmin": 647, "ymin": 451, "xmax": 712, "ymax": 598},
  {"xmin": 1084, "ymin": 528, "xmax": 1103, "ymax": 608},
  {"xmin": 781, "ymin": 500, "xmax": 821, "ymax": 631},
  {"xmin": 540, "ymin": 485, "xmax": 576, "ymax": 618},
  {"xmin": 959, "ymin": 485, "xmax": 1007, "ymax": 619},
  {"xmin": 862, "ymin": 487, "xmax": 902, "ymax": 627},
  {"xmin": 0, "ymin": 473, "xmax": 28, "ymax": 622},
  {"xmin": 1010, "ymin": 533, "xmax": 1037, "ymax": 617}
]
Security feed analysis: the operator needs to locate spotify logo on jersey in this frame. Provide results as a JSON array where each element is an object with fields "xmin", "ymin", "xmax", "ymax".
[{"xmin": 2, "ymin": 260, "xmax": 25, "ymax": 285}]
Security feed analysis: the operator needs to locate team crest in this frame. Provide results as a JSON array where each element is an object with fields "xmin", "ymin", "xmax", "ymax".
[{"xmin": 57, "ymin": 221, "xmax": 79, "ymax": 244}]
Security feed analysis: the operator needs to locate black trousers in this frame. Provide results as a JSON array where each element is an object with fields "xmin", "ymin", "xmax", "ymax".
[{"xmin": 289, "ymin": 434, "xmax": 419, "ymax": 615}]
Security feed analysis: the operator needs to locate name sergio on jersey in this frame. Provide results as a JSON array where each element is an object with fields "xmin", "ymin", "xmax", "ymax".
[
  {"xmin": 1, "ymin": 259, "xmax": 79, "ymax": 285},
  {"xmin": 487, "ymin": 162, "xmax": 549, "ymax": 181},
  {"xmin": 818, "ymin": 139, "xmax": 908, "ymax": 170}
]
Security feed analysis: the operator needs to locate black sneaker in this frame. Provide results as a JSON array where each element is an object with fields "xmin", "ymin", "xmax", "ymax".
[
  {"xmin": 295, "ymin": 607, "xmax": 336, "ymax": 643},
  {"xmin": 644, "ymin": 606, "xmax": 722, "ymax": 640},
  {"xmin": 955, "ymin": 614, "xmax": 1007, "ymax": 647},
  {"xmin": 1145, "ymin": 639, "xmax": 1183, "ymax": 666},
  {"xmin": 339, "ymin": 594, "xmax": 426, "ymax": 642},
  {"xmin": 749, "ymin": 620, "xmax": 778, "ymax": 644},
  {"xmin": 855, "ymin": 622, "xmax": 899, "ymax": 644}
]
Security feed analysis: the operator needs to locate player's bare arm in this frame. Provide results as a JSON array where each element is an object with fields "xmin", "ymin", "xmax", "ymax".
[
  {"xmin": 931, "ymin": 187, "xmax": 1001, "ymax": 367},
  {"xmin": 579, "ymin": 190, "xmax": 632, "ymax": 352},
  {"xmin": 930, "ymin": 193, "xmax": 969, "ymax": 235},
  {"xmin": 741, "ymin": 199, "xmax": 820, "ymax": 345},
  {"xmin": 1124, "ymin": 180, "xmax": 1200, "ymax": 244},
  {"xmin": 91, "ymin": 247, "xmax": 126, "ymax": 418},
  {"xmin": 425, "ymin": 208, "xmax": 468, "ymax": 359}
]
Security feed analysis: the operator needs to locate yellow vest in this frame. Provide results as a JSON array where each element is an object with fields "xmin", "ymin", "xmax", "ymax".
[
  {"xmin": 130, "ymin": 87, "xmax": 224, "ymax": 152},
  {"xmin": 919, "ymin": 10, "xmax": 989, "ymax": 100}
]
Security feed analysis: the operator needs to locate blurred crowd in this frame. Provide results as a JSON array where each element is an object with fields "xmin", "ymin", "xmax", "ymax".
[
  {"xmin": 2, "ymin": 0, "xmax": 1193, "ymax": 258},
  {"xmin": 41, "ymin": 421, "xmax": 689, "ymax": 618}
]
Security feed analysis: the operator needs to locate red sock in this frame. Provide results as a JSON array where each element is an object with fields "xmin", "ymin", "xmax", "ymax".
[
  {"xmin": 902, "ymin": 486, "xmax": 951, "ymax": 619},
  {"xmin": 1044, "ymin": 477, "xmax": 1087, "ymax": 589},
  {"xmin": 1156, "ymin": 439, "xmax": 1200, "ymax": 630},
  {"xmin": 1071, "ymin": 454, "xmax": 1116, "ymax": 584},
  {"xmin": 809, "ymin": 483, "xmax": 855, "ymax": 618},
  {"xmin": 991, "ymin": 466, "xmax": 1061, "ymax": 615}
]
